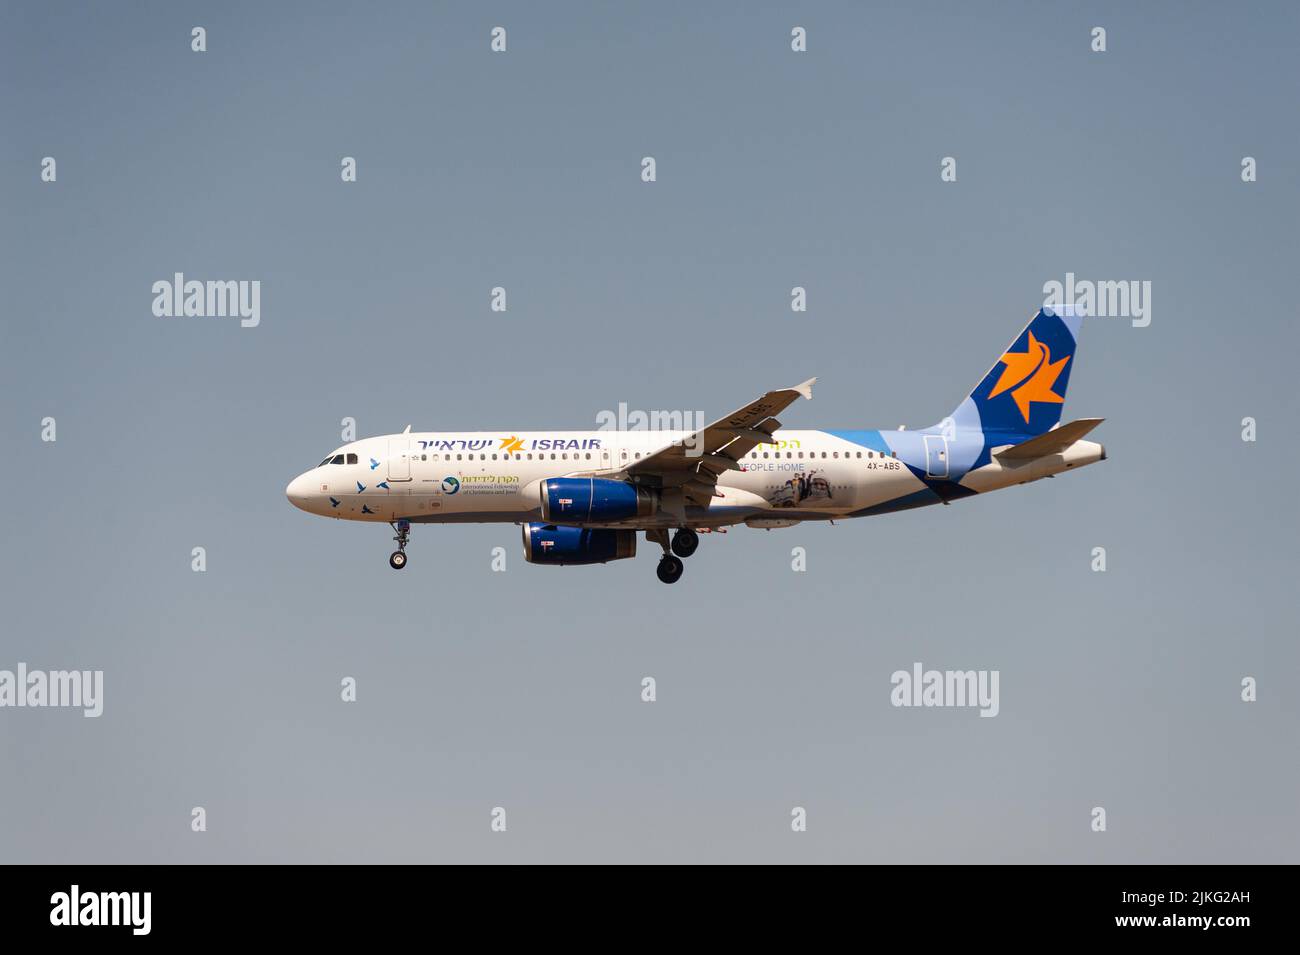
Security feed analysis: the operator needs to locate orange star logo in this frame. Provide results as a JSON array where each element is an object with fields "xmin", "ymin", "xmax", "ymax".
[
  {"xmin": 499, "ymin": 435, "xmax": 525, "ymax": 454},
  {"xmin": 988, "ymin": 331, "xmax": 1070, "ymax": 423}
]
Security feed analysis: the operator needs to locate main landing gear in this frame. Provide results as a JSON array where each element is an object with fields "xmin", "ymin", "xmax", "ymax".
[
  {"xmin": 649, "ymin": 528, "xmax": 699, "ymax": 584},
  {"xmin": 389, "ymin": 519, "xmax": 411, "ymax": 570},
  {"xmin": 671, "ymin": 527, "xmax": 698, "ymax": 558},
  {"xmin": 656, "ymin": 556, "xmax": 684, "ymax": 584}
]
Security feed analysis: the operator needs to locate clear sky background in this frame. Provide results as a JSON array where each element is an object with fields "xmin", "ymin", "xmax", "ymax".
[{"xmin": 2, "ymin": 1, "xmax": 1296, "ymax": 863}]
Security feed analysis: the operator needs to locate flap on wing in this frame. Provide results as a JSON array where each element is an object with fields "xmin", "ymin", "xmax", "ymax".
[
  {"xmin": 705, "ymin": 417, "xmax": 781, "ymax": 468},
  {"xmin": 995, "ymin": 418, "xmax": 1104, "ymax": 460}
]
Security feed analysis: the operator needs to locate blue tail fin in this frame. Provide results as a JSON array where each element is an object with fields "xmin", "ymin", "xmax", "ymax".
[{"xmin": 962, "ymin": 306, "xmax": 1083, "ymax": 439}]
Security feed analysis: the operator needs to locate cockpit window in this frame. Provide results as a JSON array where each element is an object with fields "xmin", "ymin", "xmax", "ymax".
[
  {"xmin": 331, "ymin": 454, "xmax": 346, "ymax": 465},
  {"xmin": 346, "ymin": 453, "xmax": 358, "ymax": 464},
  {"xmin": 318, "ymin": 456, "xmax": 333, "ymax": 467}
]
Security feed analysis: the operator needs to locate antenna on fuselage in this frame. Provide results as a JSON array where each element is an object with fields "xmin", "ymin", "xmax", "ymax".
[{"xmin": 402, "ymin": 425, "xmax": 412, "ymax": 434}]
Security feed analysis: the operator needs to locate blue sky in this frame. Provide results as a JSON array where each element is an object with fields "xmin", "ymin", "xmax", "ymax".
[{"xmin": 1, "ymin": 1, "xmax": 1296, "ymax": 862}]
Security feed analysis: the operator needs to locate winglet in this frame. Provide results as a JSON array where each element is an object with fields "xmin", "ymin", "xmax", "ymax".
[{"xmin": 792, "ymin": 377, "xmax": 816, "ymax": 400}]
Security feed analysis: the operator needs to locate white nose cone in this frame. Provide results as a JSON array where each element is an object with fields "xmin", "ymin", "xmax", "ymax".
[{"xmin": 286, "ymin": 473, "xmax": 314, "ymax": 511}]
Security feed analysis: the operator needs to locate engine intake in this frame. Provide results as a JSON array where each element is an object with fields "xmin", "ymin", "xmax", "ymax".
[
  {"xmin": 539, "ymin": 477, "xmax": 656, "ymax": 524},
  {"xmin": 522, "ymin": 523, "xmax": 638, "ymax": 565}
]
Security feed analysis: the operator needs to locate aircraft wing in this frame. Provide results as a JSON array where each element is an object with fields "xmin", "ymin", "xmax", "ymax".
[{"xmin": 620, "ymin": 378, "xmax": 816, "ymax": 507}]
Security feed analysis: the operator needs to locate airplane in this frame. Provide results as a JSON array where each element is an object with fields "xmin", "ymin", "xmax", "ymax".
[{"xmin": 286, "ymin": 306, "xmax": 1104, "ymax": 584}]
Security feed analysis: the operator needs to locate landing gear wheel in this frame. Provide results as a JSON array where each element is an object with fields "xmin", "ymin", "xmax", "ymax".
[
  {"xmin": 656, "ymin": 555, "xmax": 684, "ymax": 584},
  {"xmin": 389, "ymin": 520, "xmax": 411, "ymax": 570},
  {"xmin": 671, "ymin": 527, "xmax": 699, "ymax": 558}
]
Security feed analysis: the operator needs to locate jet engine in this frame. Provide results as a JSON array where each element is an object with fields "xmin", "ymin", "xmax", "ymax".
[
  {"xmin": 538, "ymin": 478, "xmax": 656, "ymax": 523},
  {"xmin": 521, "ymin": 523, "xmax": 638, "ymax": 565}
]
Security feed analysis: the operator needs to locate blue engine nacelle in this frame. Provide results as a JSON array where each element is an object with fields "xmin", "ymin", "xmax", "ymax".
[
  {"xmin": 521, "ymin": 523, "xmax": 638, "ymax": 565},
  {"xmin": 538, "ymin": 477, "xmax": 656, "ymax": 524}
]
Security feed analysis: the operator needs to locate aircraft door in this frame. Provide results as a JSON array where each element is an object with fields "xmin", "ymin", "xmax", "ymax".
[
  {"xmin": 924, "ymin": 435, "xmax": 949, "ymax": 479},
  {"xmin": 388, "ymin": 439, "xmax": 413, "ymax": 482},
  {"xmin": 598, "ymin": 438, "xmax": 620, "ymax": 474}
]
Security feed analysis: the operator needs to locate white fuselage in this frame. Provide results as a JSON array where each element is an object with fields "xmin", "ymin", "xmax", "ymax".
[{"xmin": 285, "ymin": 428, "xmax": 1104, "ymax": 529}]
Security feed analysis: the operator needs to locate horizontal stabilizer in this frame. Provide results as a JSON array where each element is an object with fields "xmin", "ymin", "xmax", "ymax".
[{"xmin": 995, "ymin": 418, "xmax": 1104, "ymax": 460}]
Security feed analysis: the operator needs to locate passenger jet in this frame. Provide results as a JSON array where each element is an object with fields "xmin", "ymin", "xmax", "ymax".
[{"xmin": 286, "ymin": 307, "xmax": 1104, "ymax": 583}]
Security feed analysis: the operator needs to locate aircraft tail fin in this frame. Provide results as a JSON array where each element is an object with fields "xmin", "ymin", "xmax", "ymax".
[{"xmin": 960, "ymin": 306, "xmax": 1084, "ymax": 439}]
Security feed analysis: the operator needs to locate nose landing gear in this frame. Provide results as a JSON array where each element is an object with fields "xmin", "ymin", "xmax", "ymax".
[{"xmin": 389, "ymin": 519, "xmax": 411, "ymax": 570}]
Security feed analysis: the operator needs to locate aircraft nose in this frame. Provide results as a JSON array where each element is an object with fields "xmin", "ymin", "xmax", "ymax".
[{"xmin": 286, "ymin": 472, "xmax": 314, "ymax": 510}]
